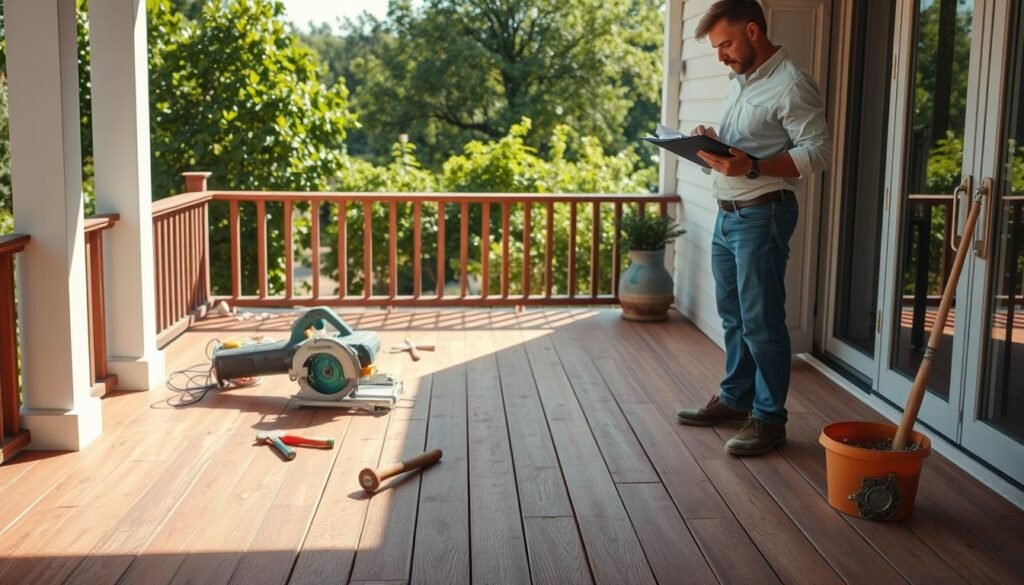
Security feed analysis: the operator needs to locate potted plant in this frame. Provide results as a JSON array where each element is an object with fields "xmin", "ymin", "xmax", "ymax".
[{"xmin": 617, "ymin": 210, "xmax": 685, "ymax": 322}]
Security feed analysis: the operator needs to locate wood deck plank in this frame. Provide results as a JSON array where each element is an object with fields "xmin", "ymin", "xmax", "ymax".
[
  {"xmin": 410, "ymin": 326, "xmax": 471, "ymax": 585},
  {"xmin": 348, "ymin": 325, "xmax": 437, "ymax": 583},
  {"xmin": 0, "ymin": 309, "xmax": 1016, "ymax": 585},
  {"xmin": 549, "ymin": 324, "xmax": 660, "ymax": 483},
  {"xmin": 522, "ymin": 328, "xmax": 656, "ymax": 585},
  {"xmin": 617, "ymin": 482, "xmax": 717, "ymax": 585},
  {"xmin": 466, "ymin": 319, "xmax": 531, "ymax": 585},
  {"xmin": 522, "ymin": 517, "xmax": 594, "ymax": 585}
]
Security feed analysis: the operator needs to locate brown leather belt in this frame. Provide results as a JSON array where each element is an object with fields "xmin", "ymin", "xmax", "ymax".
[{"xmin": 717, "ymin": 190, "xmax": 793, "ymax": 212}]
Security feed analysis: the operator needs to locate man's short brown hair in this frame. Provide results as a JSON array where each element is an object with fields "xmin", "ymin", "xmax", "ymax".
[{"xmin": 695, "ymin": 0, "xmax": 768, "ymax": 40}]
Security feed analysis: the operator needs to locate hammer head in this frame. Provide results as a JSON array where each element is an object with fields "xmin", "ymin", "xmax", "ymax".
[{"xmin": 255, "ymin": 431, "xmax": 283, "ymax": 442}]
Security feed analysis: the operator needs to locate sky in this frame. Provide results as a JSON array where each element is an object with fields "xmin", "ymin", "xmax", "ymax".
[{"xmin": 279, "ymin": 0, "xmax": 390, "ymax": 30}]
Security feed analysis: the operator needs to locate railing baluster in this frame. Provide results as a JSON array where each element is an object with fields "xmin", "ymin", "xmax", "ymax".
[
  {"xmin": 501, "ymin": 202, "xmax": 510, "ymax": 298},
  {"xmin": 152, "ymin": 219, "xmax": 160, "ymax": 331},
  {"xmin": 413, "ymin": 201, "xmax": 422, "ymax": 299},
  {"xmin": 569, "ymin": 202, "xmax": 577, "ymax": 299},
  {"xmin": 613, "ymin": 202, "xmax": 622, "ymax": 297},
  {"xmin": 0, "ymin": 252, "xmax": 17, "ymax": 436},
  {"xmin": 481, "ymin": 203, "xmax": 490, "ymax": 299},
  {"xmin": 174, "ymin": 212, "xmax": 184, "ymax": 318},
  {"xmin": 284, "ymin": 201, "xmax": 293, "ymax": 298},
  {"xmin": 256, "ymin": 200, "xmax": 268, "ymax": 298},
  {"xmin": 230, "ymin": 200, "xmax": 241, "ymax": 299},
  {"xmin": 89, "ymin": 232, "xmax": 108, "ymax": 382},
  {"xmin": 337, "ymin": 200, "xmax": 347, "ymax": 298},
  {"xmin": 190, "ymin": 208, "xmax": 199, "ymax": 309},
  {"xmin": 158, "ymin": 218, "xmax": 168, "ymax": 329},
  {"xmin": 202, "ymin": 203, "xmax": 211, "ymax": 305},
  {"xmin": 390, "ymin": 201, "xmax": 398, "ymax": 299},
  {"xmin": 186, "ymin": 209, "xmax": 195, "ymax": 309},
  {"xmin": 523, "ymin": 202, "xmax": 532, "ymax": 298},
  {"xmin": 311, "ymin": 198, "xmax": 321, "ymax": 300},
  {"xmin": 545, "ymin": 201, "xmax": 554, "ymax": 298},
  {"xmin": 364, "ymin": 201, "xmax": 372, "ymax": 299},
  {"xmin": 460, "ymin": 201, "xmax": 469, "ymax": 298},
  {"xmin": 591, "ymin": 202, "xmax": 600, "ymax": 298},
  {"xmin": 437, "ymin": 200, "xmax": 446, "ymax": 298}
]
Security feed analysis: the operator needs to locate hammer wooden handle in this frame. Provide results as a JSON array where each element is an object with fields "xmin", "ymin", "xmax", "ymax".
[
  {"xmin": 359, "ymin": 448, "xmax": 443, "ymax": 492},
  {"xmin": 405, "ymin": 339, "xmax": 420, "ymax": 361}
]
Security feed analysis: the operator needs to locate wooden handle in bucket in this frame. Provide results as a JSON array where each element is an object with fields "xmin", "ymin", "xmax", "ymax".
[{"xmin": 893, "ymin": 191, "xmax": 985, "ymax": 450}]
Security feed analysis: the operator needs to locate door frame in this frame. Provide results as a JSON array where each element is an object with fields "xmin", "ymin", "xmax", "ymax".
[{"xmin": 958, "ymin": 0, "xmax": 1024, "ymax": 484}]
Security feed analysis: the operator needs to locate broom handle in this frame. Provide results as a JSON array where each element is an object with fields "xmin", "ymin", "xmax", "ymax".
[{"xmin": 893, "ymin": 194, "xmax": 984, "ymax": 450}]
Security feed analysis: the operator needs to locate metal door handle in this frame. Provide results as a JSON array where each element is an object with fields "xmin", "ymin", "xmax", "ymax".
[
  {"xmin": 951, "ymin": 175, "xmax": 972, "ymax": 252},
  {"xmin": 974, "ymin": 177, "xmax": 993, "ymax": 259}
]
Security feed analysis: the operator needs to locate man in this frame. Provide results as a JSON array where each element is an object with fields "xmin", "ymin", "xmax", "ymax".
[{"xmin": 674, "ymin": 0, "xmax": 831, "ymax": 456}]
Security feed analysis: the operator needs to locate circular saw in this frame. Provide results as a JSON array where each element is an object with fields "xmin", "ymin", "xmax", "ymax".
[{"xmin": 212, "ymin": 307, "xmax": 403, "ymax": 412}]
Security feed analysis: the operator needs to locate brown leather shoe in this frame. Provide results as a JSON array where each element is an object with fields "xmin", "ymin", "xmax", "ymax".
[
  {"xmin": 724, "ymin": 418, "xmax": 786, "ymax": 456},
  {"xmin": 675, "ymin": 395, "xmax": 750, "ymax": 426}
]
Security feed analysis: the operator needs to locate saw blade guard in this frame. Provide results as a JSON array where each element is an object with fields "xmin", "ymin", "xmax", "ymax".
[{"xmin": 290, "ymin": 337, "xmax": 362, "ymax": 400}]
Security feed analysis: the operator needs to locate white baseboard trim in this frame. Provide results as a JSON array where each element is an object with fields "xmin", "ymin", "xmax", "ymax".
[{"xmin": 797, "ymin": 353, "xmax": 1024, "ymax": 512}]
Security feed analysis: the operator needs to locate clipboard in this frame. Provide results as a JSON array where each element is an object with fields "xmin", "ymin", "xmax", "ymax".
[{"xmin": 642, "ymin": 124, "xmax": 756, "ymax": 169}]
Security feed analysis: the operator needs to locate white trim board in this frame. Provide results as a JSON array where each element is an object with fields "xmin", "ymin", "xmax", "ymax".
[{"xmin": 798, "ymin": 353, "xmax": 1024, "ymax": 512}]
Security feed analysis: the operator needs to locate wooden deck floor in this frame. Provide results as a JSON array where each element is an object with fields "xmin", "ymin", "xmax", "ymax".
[{"xmin": 0, "ymin": 309, "xmax": 1021, "ymax": 585}]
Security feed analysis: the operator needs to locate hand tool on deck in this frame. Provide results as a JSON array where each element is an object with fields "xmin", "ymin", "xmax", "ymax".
[
  {"xmin": 255, "ymin": 431, "xmax": 335, "ymax": 449},
  {"xmin": 211, "ymin": 307, "xmax": 403, "ymax": 412},
  {"xmin": 255, "ymin": 432, "xmax": 296, "ymax": 461},
  {"xmin": 389, "ymin": 339, "xmax": 436, "ymax": 361},
  {"xmin": 359, "ymin": 448, "xmax": 443, "ymax": 492}
]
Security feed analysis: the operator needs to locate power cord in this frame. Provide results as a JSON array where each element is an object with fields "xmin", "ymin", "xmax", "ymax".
[{"xmin": 163, "ymin": 338, "xmax": 262, "ymax": 407}]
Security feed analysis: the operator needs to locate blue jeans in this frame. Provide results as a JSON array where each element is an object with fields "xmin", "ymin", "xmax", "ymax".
[{"xmin": 711, "ymin": 195, "xmax": 798, "ymax": 426}]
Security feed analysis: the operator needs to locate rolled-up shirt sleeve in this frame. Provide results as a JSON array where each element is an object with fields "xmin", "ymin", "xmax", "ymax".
[{"xmin": 779, "ymin": 75, "xmax": 831, "ymax": 178}]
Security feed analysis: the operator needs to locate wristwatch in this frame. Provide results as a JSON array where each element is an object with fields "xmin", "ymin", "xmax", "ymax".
[{"xmin": 746, "ymin": 158, "xmax": 760, "ymax": 180}]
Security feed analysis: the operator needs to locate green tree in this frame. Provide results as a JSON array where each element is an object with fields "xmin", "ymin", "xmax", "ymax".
[
  {"xmin": 348, "ymin": 0, "xmax": 662, "ymax": 166},
  {"xmin": 147, "ymin": 0, "xmax": 357, "ymax": 295}
]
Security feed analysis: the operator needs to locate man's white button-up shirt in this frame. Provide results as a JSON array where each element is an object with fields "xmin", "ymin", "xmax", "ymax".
[{"xmin": 711, "ymin": 47, "xmax": 832, "ymax": 201}]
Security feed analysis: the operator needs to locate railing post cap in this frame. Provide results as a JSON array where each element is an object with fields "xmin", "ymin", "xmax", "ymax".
[{"xmin": 181, "ymin": 171, "xmax": 212, "ymax": 178}]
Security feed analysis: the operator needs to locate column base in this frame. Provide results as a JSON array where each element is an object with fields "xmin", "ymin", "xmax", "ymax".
[
  {"xmin": 108, "ymin": 350, "xmax": 166, "ymax": 391},
  {"xmin": 21, "ymin": 398, "xmax": 103, "ymax": 451}
]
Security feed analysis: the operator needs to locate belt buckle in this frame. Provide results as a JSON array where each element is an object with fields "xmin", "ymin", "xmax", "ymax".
[{"xmin": 720, "ymin": 199, "xmax": 738, "ymax": 212}]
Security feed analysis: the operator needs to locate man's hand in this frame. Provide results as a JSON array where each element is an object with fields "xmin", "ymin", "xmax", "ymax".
[
  {"xmin": 697, "ymin": 148, "xmax": 753, "ymax": 177},
  {"xmin": 690, "ymin": 125, "xmax": 719, "ymax": 139}
]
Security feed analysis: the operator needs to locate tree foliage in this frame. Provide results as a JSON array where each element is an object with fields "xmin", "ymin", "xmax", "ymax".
[
  {"xmin": 147, "ymin": 0, "xmax": 358, "ymax": 295},
  {"xmin": 346, "ymin": 0, "xmax": 662, "ymax": 166}
]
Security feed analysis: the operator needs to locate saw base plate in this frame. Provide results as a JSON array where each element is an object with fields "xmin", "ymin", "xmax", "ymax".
[{"xmin": 292, "ymin": 379, "xmax": 403, "ymax": 413}]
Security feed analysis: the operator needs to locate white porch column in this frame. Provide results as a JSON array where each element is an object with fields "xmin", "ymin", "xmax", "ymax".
[
  {"xmin": 88, "ymin": 0, "xmax": 164, "ymax": 390},
  {"xmin": 6, "ymin": 0, "xmax": 102, "ymax": 449}
]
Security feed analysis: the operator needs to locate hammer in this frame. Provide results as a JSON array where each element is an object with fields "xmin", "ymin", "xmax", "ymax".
[
  {"xmin": 255, "ymin": 431, "xmax": 295, "ymax": 461},
  {"xmin": 359, "ymin": 448, "xmax": 443, "ymax": 492},
  {"xmin": 389, "ymin": 339, "xmax": 436, "ymax": 361}
]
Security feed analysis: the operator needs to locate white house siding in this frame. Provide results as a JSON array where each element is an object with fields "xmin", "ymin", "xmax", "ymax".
[{"xmin": 670, "ymin": 0, "xmax": 831, "ymax": 352}]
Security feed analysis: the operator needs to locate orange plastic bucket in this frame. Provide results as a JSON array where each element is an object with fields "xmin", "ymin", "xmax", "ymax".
[{"xmin": 819, "ymin": 421, "xmax": 931, "ymax": 521}]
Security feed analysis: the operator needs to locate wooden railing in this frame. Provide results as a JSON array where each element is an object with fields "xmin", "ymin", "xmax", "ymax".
[
  {"xmin": 212, "ymin": 192, "xmax": 675, "ymax": 306},
  {"xmin": 84, "ymin": 214, "xmax": 119, "ymax": 396},
  {"xmin": 150, "ymin": 177, "xmax": 679, "ymax": 343},
  {"xmin": 0, "ymin": 234, "xmax": 31, "ymax": 462},
  {"xmin": 152, "ymin": 191, "xmax": 213, "ymax": 347}
]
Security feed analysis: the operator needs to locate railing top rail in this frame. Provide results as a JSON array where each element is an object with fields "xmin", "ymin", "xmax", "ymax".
[
  {"xmin": 84, "ymin": 213, "xmax": 120, "ymax": 234},
  {"xmin": 0, "ymin": 234, "xmax": 30, "ymax": 256},
  {"xmin": 152, "ymin": 192, "xmax": 214, "ymax": 219},
  {"xmin": 208, "ymin": 191, "xmax": 681, "ymax": 204}
]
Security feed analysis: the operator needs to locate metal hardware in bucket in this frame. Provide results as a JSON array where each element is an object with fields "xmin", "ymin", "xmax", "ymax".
[{"xmin": 820, "ymin": 179, "xmax": 988, "ymax": 521}]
